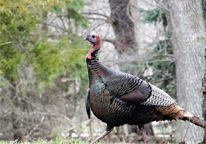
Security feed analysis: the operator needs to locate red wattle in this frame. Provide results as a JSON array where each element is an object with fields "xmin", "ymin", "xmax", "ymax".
[
  {"xmin": 86, "ymin": 46, "xmax": 97, "ymax": 60},
  {"xmin": 86, "ymin": 53, "xmax": 92, "ymax": 59}
]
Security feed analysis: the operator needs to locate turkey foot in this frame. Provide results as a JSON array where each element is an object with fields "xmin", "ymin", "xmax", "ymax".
[
  {"xmin": 139, "ymin": 126, "xmax": 147, "ymax": 144},
  {"xmin": 91, "ymin": 127, "xmax": 113, "ymax": 143}
]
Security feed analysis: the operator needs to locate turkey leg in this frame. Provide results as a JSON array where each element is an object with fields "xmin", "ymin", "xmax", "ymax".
[
  {"xmin": 139, "ymin": 125, "xmax": 147, "ymax": 144},
  {"xmin": 91, "ymin": 127, "xmax": 113, "ymax": 143}
]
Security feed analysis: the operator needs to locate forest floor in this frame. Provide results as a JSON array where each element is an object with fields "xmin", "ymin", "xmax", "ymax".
[
  {"xmin": 0, "ymin": 135, "xmax": 175, "ymax": 144},
  {"xmin": 0, "ymin": 138, "xmax": 84, "ymax": 144}
]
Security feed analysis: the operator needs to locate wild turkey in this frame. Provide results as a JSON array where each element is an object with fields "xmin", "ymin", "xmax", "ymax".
[{"xmin": 84, "ymin": 32, "xmax": 205, "ymax": 143}]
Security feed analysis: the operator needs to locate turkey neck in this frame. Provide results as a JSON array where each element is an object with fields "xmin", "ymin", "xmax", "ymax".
[{"xmin": 86, "ymin": 49, "xmax": 112, "ymax": 87}]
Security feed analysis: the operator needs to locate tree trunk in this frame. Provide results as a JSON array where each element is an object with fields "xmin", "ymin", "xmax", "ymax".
[
  {"xmin": 108, "ymin": 0, "xmax": 155, "ymax": 138},
  {"xmin": 202, "ymin": 49, "xmax": 206, "ymax": 143},
  {"xmin": 202, "ymin": 2, "xmax": 206, "ymax": 143},
  {"xmin": 108, "ymin": 0, "xmax": 138, "ymax": 60},
  {"xmin": 164, "ymin": 0, "xmax": 206, "ymax": 143}
]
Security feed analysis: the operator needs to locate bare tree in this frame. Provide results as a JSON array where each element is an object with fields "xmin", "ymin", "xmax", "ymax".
[
  {"xmin": 202, "ymin": 48, "xmax": 206, "ymax": 143},
  {"xmin": 202, "ymin": 2, "xmax": 206, "ymax": 143},
  {"xmin": 163, "ymin": 0, "xmax": 206, "ymax": 143},
  {"xmin": 108, "ymin": 0, "xmax": 156, "ymax": 139},
  {"xmin": 108, "ymin": 0, "xmax": 138, "ymax": 59}
]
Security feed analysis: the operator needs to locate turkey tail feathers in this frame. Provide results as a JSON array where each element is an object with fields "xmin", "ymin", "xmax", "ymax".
[
  {"xmin": 156, "ymin": 105, "xmax": 205, "ymax": 128},
  {"xmin": 182, "ymin": 111, "xmax": 205, "ymax": 128}
]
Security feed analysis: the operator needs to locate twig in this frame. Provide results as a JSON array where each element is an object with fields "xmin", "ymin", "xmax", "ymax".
[
  {"xmin": 37, "ymin": 112, "xmax": 76, "ymax": 127},
  {"xmin": 0, "ymin": 41, "xmax": 13, "ymax": 46},
  {"xmin": 90, "ymin": 21, "xmax": 107, "ymax": 32},
  {"xmin": 63, "ymin": 119, "xmax": 92, "ymax": 134},
  {"xmin": 87, "ymin": 17, "xmax": 109, "ymax": 23},
  {"xmin": 25, "ymin": 116, "xmax": 45, "ymax": 139},
  {"xmin": 155, "ymin": 0, "xmax": 171, "ymax": 12},
  {"xmin": 82, "ymin": 12, "xmax": 109, "ymax": 19},
  {"xmin": 46, "ymin": 23, "xmax": 70, "ymax": 34},
  {"xmin": 4, "ymin": 82, "xmax": 20, "ymax": 109},
  {"xmin": 102, "ymin": 38, "xmax": 116, "ymax": 45},
  {"xmin": 77, "ymin": 118, "xmax": 93, "ymax": 137}
]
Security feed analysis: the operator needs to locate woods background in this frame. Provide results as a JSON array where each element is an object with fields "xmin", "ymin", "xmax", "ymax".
[{"xmin": 0, "ymin": 0, "xmax": 206, "ymax": 143}]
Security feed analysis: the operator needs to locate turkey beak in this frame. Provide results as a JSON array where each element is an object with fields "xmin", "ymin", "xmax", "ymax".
[{"xmin": 84, "ymin": 37, "xmax": 88, "ymax": 41}]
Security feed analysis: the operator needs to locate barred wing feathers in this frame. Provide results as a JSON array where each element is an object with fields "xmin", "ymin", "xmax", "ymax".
[
  {"xmin": 141, "ymin": 84, "xmax": 175, "ymax": 106},
  {"xmin": 102, "ymin": 71, "xmax": 152, "ymax": 105}
]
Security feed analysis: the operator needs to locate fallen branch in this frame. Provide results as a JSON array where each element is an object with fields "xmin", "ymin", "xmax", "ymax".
[{"xmin": 25, "ymin": 116, "xmax": 45, "ymax": 139}]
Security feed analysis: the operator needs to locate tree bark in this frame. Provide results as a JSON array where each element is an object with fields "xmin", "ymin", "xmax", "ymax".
[
  {"xmin": 164, "ymin": 0, "xmax": 206, "ymax": 143},
  {"xmin": 202, "ymin": 48, "xmax": 206, "ymax": 143},
  {"xmin": 108, "ymin": 0, "xmax": 155, "ymax": 138},
  {"xmin": 109, "ymin": 0, "xmax": 138, "ymax": 58},
  {"xmin": 202, "ymin": 2, "xmax": 206, "ymax": 143}
]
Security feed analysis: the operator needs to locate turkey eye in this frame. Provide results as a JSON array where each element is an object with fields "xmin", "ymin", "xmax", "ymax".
[{"xmin": 92, "ymin": 35, "xmax": 95, "ymax": 38}]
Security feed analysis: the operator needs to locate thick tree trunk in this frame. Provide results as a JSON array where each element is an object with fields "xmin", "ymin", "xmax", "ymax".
[
  {"xmin": 108, "ymin": 0, "xmax": 138, "ymax": 59},
  {"xmin": 202, "ymin": 2, "xmax": 206, "ymax": 143},
  {"xmin": 164, "ymin": 0, "xmax": 206, "ymax": 143},
  {"xmin": 108, "ymin": 0, "xmax": 154, "ymax": 138},
  {"xmin": 202, "ymin": 49, "xmax": 206, "ymax": 143}
]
